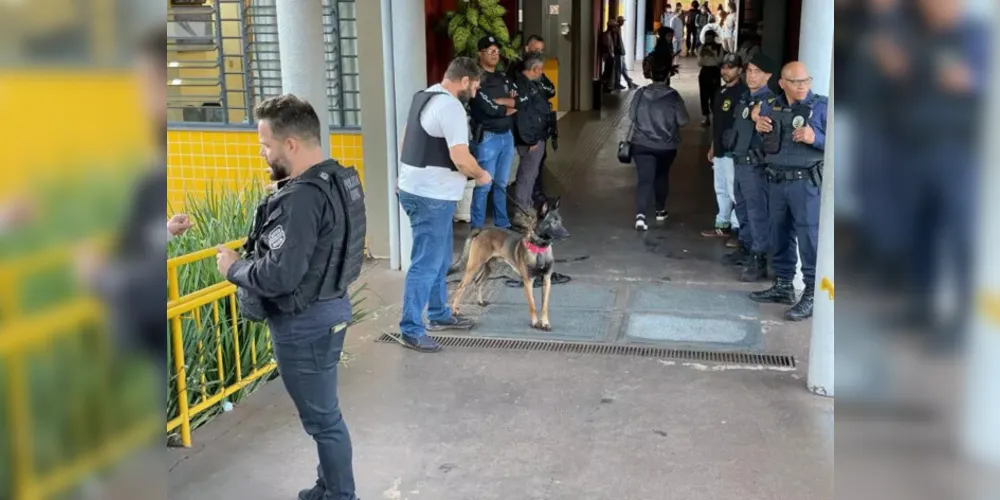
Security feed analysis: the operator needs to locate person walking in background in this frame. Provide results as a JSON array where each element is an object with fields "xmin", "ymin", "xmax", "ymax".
[
  {"xmin": 697, "ymin": 30, "xmax": 725, "ymax": 126},
  {"xmin": 660, "ymin": 5, "xmax": 685, "ymax": 56},
  {"xmin": 694, "ymin": 3, "xmax": 714, "ymax": 49},
  {"xmin": 600, "ymin": 20, "xmax": 620, "ymax": 92},
  {"xmin": 616, "ymin": 16, "xmax": 639, "ymax": 89},
  {"xmin": 469, "ymin": 36, "xmax": 518, "ymax": 231},
  {"xmin": 721, "ymin": 1, "xmax": 738, "ymax": 52},
  {"xmin": 683, "ymin": 2, "xmax": 701, "ymax": 56},
  {"xmin": 628, "ymin": 53, "xmax": 690, "ymax": 231},
  {"xmin": 398, "ymin": 57, "xmax": 493, "ymax": 353}
]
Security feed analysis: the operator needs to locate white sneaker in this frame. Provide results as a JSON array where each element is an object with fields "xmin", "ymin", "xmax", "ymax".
[
  {"xmin": 635, "ymin": 214, "xmax": 648, "ymax": 231},
  {"xmin": 655, "ymin": 210, "xmax": 669, "ymax": 222}
]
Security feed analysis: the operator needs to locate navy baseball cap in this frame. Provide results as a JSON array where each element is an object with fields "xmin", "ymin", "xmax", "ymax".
[
  {"xmin": 477, "ymin": 36, "xmax": 501, "ymax": 51},
  {"xmin": 721, "ymin": 53, "xmax": 743, "ymax": 68}
]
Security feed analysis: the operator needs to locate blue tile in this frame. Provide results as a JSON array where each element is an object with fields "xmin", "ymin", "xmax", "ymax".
[
  {"xmin": 624, "ymin": 313, "xmax": 763, "ymax": 350},
  {"xmin": 466, "ymin": 305, "xmax": 608, "ymax": 341},
  {"xmin": 627, "ymin": 284, "xmax": 759, "ymax": 319},
  {"xmin": 488, "ymin": 283, "xmax": 618, "ymax": 310}
]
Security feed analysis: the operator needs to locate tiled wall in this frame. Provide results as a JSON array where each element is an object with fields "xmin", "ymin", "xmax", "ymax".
[{"xmin": 166, "ymin": 130, "xmax": 365, "ymax": 211}]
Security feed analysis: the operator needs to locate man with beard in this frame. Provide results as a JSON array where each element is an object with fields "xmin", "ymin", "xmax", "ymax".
[
  {"xmin": 215, "ymin": 94, "xmax": 365, "ymax": 500},
  {"xmin": 396, "ymin": 57, "xmax": 493, "ymax": 352},
  {"xmin": 701, "ymin": 51, "xmax": 743, "ymax": 240}
]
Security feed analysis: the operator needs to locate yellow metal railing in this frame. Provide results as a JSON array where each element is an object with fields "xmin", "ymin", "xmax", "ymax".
[
  {"xmin": 0, "ymin": 299, "xmax": 160, "ymax": 500},
  {"xmin": 166, "ymin": 237, "xmax": 276, "ymax": 448}
]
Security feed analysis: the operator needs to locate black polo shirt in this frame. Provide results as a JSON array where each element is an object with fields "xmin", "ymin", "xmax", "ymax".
[{"xmin": 713, "ymin": 80, "xmax": 749, "ymax": 154}]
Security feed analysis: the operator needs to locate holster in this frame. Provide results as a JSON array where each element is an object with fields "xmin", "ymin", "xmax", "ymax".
[
  {"xmin": 762, "ymin": 120, "xmax": 782, "ymax": 154},
  {"xmin": 473, "ymin": 123, "xmax": 485, "ymax": 144},
  {"xmin": 810, "ymin": 162, "xmax": 823, "ymax": 188}
]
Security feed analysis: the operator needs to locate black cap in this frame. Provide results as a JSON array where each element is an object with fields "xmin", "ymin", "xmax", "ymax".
[
  {"xmin": 477, "ymin": 36, "xmax": 500, "ymax": 51},
  {"xmin": 748, "ymin": 53, "xmax": 777, "ymax": 74},
  {"xmin": 721, "ymin": 53, "xmax": 743, "ymax": 68}
]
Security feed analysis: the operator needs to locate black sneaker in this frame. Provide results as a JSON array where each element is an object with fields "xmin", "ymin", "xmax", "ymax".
[
  {"xmin": 399, "ymin": 334, "xmax": 442, "ymax": 353},
  {"xmin": 655, "ymin": 210, "xmax": 669, "ymax": 222},
  {"xmin": 298, "ymin": 483, "xmax": 325, "ymax": 500},
  {"xmin": 427, "ymin": 315, "xmax": 474, "ymax": 331}
]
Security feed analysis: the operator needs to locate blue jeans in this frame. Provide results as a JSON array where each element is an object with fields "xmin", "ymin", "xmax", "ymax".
[
  {"xmin": 471, "ymin": 130, "xmax": 514, "ymax": 229},
  {"xmin": 399, "ymin": 190, "xmax": 457, "ymax": 337},
  {"xmin": 271, "ymin": 325, "xmax": 357, "ymax": 500}
]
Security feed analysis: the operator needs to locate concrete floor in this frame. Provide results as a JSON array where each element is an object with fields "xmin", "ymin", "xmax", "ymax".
[{"xmin": 168, "ymin": 59, "xmax": 833, "ymax": 500}]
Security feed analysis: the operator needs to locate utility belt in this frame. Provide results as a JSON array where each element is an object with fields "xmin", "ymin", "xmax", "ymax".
[
  {"xmin": 764, "ymin": 162, "xmax": 823, "ymax": 187},
  {"xmin": 733, "ymin": 150, "xmax": 764, "ymax": 166}
]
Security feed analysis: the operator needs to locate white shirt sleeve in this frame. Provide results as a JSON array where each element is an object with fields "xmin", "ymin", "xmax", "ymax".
[{"xmin": 436, "ymin": 98, "xmax": 471, "ymax": 148}]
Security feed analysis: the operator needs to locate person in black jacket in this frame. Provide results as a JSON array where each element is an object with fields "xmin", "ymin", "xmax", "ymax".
[
  {"xmin": 509, "ymin": 35, "xmax": 556, "ymax": 205},
  {"xmin": 510, "ymin": 53, "xmax": 551, "ymax": 226},
  {"xmin": 628, "ymin": 53, "xmax": 690, "ymax": 231},
  {"xmin": 469, "ymin": 36, "xmax": 518, "ymax": 230}
]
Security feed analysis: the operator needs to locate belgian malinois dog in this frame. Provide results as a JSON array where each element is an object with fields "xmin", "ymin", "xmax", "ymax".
[{"xmin": 450, "ymin": 198, "xmax": 570, "ymax": 331}]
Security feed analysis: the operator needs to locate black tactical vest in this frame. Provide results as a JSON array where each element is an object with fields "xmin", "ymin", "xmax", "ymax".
[
  {"xmin": 763, "ymin": 96, "xmax": 826, "ymax": 169},
  {"xmin": 237, "ymin": 160, "xmax": 366, "ymax": 321},
  {"xmin": 399, "ymin": 90, "xmax": 457, "ymax": 171},
  {"xmin": 726, "ymin": 91, "xmax": 772, "ymax": 165}
]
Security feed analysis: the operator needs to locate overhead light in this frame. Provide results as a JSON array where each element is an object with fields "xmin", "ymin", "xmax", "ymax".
[
  {"xmin": 170, "ymin": 78, "xmax": 183, "ymax": 85},
  {"xmin": 168, "ymin": 61, "xmax": 180, "ymax": 67}
]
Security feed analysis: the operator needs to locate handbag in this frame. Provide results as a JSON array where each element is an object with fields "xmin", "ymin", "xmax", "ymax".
[{"xmin": 617, "ymin": 88, "xmax": 643, "ymax": 164}]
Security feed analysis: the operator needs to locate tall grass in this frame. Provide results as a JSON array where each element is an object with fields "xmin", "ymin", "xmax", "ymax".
[{"xmin": 166, "ymin": 181, "xmax": 370, "ymax": 439}]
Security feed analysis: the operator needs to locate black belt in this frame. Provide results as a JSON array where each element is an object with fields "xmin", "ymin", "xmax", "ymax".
[
  {"xmin": 765, "ymin": 166, "xmax": 813, "ymax": 183},
  {"xmin": 733, "ymin": 155, "xmax": 759, "ymax": 166}
]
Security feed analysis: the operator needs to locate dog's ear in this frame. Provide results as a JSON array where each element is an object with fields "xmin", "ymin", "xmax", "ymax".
[
  {"xmin": 551, "ymin": 197, "xmax": 562, "ymax": 211},
  {"xmin": 538, "ymin": 199, "xmax": 550, "ymax": 217}
]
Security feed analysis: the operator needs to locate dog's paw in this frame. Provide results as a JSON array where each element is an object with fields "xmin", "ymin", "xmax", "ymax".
[{"xmin": 532, "ymin": 322, "xmax": 552, "ymax": 332}]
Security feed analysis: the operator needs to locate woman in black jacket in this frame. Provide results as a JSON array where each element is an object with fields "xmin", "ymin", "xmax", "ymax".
[{"xmin": 628, "ymin": 53, "xmax": 690, "ymax": 231}]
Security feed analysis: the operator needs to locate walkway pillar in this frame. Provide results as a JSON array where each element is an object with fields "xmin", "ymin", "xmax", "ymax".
[
  {"xmin": 634, "ymin": 0, "xmax": 647, "ymax": 60},
  {"xmin": 806, "ymin": 61, "xmax": 834, "ymax": 397},
  {"xmin": 797, "ymin": 0, "xmax": 834, "ymax": 95},
  {"xmin": 622, "ymin": 0, "xmax": 636, "ymax": 71},
  {"xmin": 274, "ymin": 0, "xmax": 330, "ymax": 157},
  {"xmin": 962, "ymin": 11, "xmax": 1000, "ymax": 466}
]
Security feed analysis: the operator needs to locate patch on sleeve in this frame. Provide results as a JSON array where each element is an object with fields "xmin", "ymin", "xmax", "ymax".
[{"xmin": 268, "ymin": 225, "xmax": 286, "ymax": 250}]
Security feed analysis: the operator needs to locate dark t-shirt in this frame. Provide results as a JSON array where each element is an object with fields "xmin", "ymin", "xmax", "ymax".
[{"xmin": 713, "ymin": 81, "xmax": 749, "ymax": 153}]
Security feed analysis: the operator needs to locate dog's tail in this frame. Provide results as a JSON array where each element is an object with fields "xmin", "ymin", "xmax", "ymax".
[{"xmin": 448, "ymin": 229, "xmax": 482, "ymax": 275}]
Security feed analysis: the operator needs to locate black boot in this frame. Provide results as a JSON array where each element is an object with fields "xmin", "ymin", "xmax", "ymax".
[
  {"xmin": 740, "ymin": 253, "xmax": 768, "ymax": 282},
  {"xmin": 749, "ymin": 278, "xmax": 797, "ymax": 305},
  {"xmin": 785, "ymin": 287, "xmax": 814, "ymax": 321},
  {"xmin": 722, "ymin": 242, "xmax": 750, "ymax": 266}
]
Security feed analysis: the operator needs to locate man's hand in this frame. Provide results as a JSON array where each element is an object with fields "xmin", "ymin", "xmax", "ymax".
[
  {"xmin": 505, "ymin": 108, "xmax": 518, "ymax": 116},
  {"xmin": 755, "ymin": 116, "xmax": 773, "ymax": 133},
  {"xmin": 707, "ymin": 145, "xmax": 714, "ymax": 163},
  {"xmin": 530, "ymin": 143, "xmax": 541, "ymax": 152},
  {"xmin": 216, "ymin": 245, "xmax": 241, "ymax": 278},
  {"xmin": 792, "ymin": 125, "xmax": 816, "ymax": 144},
  {"xmin": 750, "ymin": 103, "xmax": 762, "ymax": 122},
  {"xmin": 509, "ymin": 89, "xmax": 518, "ymax": 99},
  {"xmin": 167, "ymin": 214, "xmax": 193, "ymax": 237},
  {"xmin": 475, "ymin": 170, "xmax": 493, "ymax": 187},
  {"xmin": 0, "ymin": 198, "xmax": 34, "ymax": 231},
  {"xmin": 495, "ymin": 97, "xmax": 516, "ymax": 107}
]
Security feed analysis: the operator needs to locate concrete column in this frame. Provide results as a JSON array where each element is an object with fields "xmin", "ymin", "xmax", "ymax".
[
  {"xmin": 797, "ymin": 0, "xmax": 834, "ymax": 95},
  {"xmin": 622, "ymin": 0, "xmax": 636, "ymax": 71},
  {"xmin": 574, "ymin": 0, "xmax": 595, "ymax": 111},
  {"xmin": 274, "ymin": 0, "xmax": 330, "ymax": 157},
  {"xmin": 635, "ymin": 0, "xmax": 647, "ymax": 59},
  {"xmin": 807, "ymin": 63, "xmax": 834, "ymax": 398},
  {"xmin": 962, "ymin": 5, "xmax": 1000, "ymax": 466}
]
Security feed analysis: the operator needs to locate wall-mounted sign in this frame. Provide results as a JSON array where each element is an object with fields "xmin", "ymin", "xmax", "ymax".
[{"xmin": 549, "ymin": 5, "xmax": 560, "ymax": 15}]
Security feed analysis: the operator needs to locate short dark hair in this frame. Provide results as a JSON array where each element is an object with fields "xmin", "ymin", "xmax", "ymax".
[
  {"xmin": 140, "ymin": 27, "xmax": 167, "ymax": 68},
  {"xmin": 525, "ymin": 34, "xmax": 544, "ymax": 46},
  {"xmin": 254, "ymin": 94, "xmax": 322, "ymax": 143},
  {"xmin": 650, "ymin": 53, "xmax": 675, "ymax": 83},
  {"xmin": 522, "ymin": 53, "xmax": 545, "ymax": 71},
  {"xmin": 444, "ymin": 57, "xmax": 483, "ymax": 82}
]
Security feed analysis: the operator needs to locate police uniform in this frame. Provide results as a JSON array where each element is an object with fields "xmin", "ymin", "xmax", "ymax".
[
  {"xmin": 228, "ymin": 158, "xmax": 366, "ymax": 497},
  {"xmin": 726, "ymin": 85, "xmax": 774, "ymax": 281},
  {"xmin": 750, "ymin": 91, "xmax": 828, "ymax": 320}
]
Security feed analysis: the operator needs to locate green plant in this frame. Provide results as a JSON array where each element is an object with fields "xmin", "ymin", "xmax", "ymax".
[{"xmin": 444, "ymin": 0, "xmax": 522, "ymax": 66}]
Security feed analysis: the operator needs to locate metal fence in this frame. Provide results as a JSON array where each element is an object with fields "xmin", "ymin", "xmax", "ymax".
[{"xmin": 167, "ymin": 0, "xmax": 360, "ymax": 129}]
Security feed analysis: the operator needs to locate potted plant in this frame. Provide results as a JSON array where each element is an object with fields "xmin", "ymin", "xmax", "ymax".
[{"xmin": 444, "ymin": 0, "xmax": 522, "ymax": 69}]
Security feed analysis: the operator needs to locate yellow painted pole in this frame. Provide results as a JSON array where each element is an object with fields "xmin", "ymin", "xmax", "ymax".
[
  {"xmin": 229, "ymin": 294, "xmax": 242, "ymax": 381},
  {"xmin": 169, "ymin": 314, "xmax": 193, "ymax": 447},
  {"xmin": 8, "ymin": 354, "xmax": 39, "ymax": 500},
  {"xmin": 213, "ymin": 301, "xmax": 225, "ymax": 395}
]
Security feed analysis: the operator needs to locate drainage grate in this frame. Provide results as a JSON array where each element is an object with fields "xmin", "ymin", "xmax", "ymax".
[{"xmin": 375, "ymin": 334, "xmax": 796, "ymax": 368}]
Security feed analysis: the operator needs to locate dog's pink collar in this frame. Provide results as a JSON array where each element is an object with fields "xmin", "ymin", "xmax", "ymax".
[{"xmin": 524, "ymin": 241, "xmax": 546, "ymax": 254}]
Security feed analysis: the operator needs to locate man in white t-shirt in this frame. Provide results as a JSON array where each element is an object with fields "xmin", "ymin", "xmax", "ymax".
[{"xmin": 396, "ymin": 57, "xmax": 492, "ymax": 353}]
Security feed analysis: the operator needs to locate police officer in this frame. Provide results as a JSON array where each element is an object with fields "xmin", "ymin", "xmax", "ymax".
[
  {"xmin": 216, "ymin": 94, "xmax": 366, "ymax": 500},
  {"xmin": 749, "ymin": 61, "xmax": 828, "ymax": 321},
  {"xmin": 723, "ymin": 53, "xmax": 776, "ymax": 282}
]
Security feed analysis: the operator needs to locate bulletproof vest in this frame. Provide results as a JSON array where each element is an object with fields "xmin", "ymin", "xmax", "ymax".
[
  {"xmin": 726, "ymin": 92, "xmax": 771, "ymax": 165},
  {"xmin": 298, "ymin": 160, "xmax": 367, "ymax": 301},
  {"xmin": 236, "ymin": 160, "xmax": 366, "ymax": 321},
  {"xmin": 399, "ymin": 91, "xmax": 457, "ymax": 171},
  {"xmin": 763, "ymin": 97, "xmax": 826, "ymax": 169}
]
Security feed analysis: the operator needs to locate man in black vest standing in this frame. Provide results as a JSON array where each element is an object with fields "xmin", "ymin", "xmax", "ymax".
[
  {"xmin": 397, "ymin": 57, "xmax": 492, "ymax": 353},
  {"xmin": 215, "ymin": 94, "xmax": 364, "ymax": 500}
]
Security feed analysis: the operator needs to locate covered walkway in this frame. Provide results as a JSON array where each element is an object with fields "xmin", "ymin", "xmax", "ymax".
[{"xmin": 168, "ymin": 60, "xmax": 831, "ymax": 500}]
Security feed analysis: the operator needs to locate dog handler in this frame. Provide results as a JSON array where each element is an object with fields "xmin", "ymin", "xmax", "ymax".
[{"xmin": 397, "ymin": 57, "xmax": 493, "ymax": 353}]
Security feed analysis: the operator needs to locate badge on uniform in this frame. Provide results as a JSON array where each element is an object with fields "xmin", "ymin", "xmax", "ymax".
[
  {"xmin": 742, "ymin": 107, "xmax": 750, "ymax": 119},
  {"xmin": 722, "ymin": 99, "xmax": 731, "ymax": 112},
  {"xmin": 269, "ymin": 225, "xmax": 286, "ymax": 250},
  {"xmin": 792, "ymin": 115, "xmax": 806, "ymax": 129}
]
